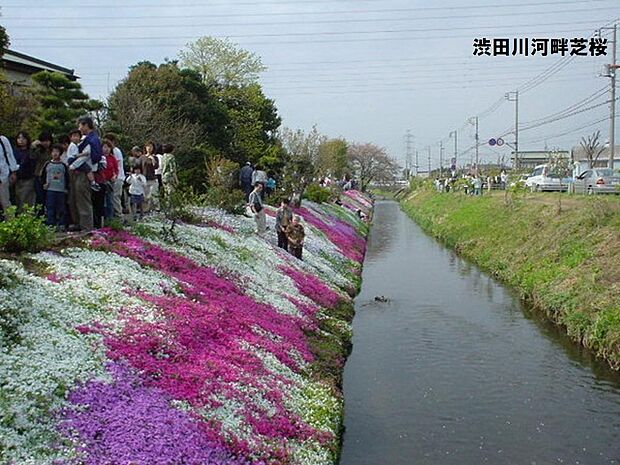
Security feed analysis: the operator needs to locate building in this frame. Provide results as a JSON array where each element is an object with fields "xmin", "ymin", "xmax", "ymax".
[
  {"xmin": 510, "ymin": 150, "xmax": 570, "ymax": 170},
  {"xmin": 570, "ymin": 145, "xmax": 620, "ymax": 174},
  {"xmin": 1, "ymin": 49, "xmax": 78, "ymax": 90}
]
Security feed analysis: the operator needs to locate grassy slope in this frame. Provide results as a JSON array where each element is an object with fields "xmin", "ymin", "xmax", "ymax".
[{"xmin": 401, "ymin": 189, "xmax": 620, "ymax": 369}]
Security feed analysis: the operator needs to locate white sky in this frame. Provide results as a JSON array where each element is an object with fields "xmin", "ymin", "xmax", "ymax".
[{"xmin": 1, "ymin": 0, "xmax": 619, "ymax": 169}]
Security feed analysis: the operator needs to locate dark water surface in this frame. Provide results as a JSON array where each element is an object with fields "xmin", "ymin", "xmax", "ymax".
[{"xmin": 340, "ymin": 200, "xmax": 620, "ymax": 465}]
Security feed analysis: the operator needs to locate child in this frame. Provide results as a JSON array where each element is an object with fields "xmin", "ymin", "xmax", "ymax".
[
  {"xmin": 67, "ymin": 130, "xmax": 101, "ymax": 191},
  {"xmin": 43, "ymin": 143, "xmax": 69, "ymax": 228},
  {"xmin": 127, "ymin": 165, "xmax": 147, "ymax": 221}
]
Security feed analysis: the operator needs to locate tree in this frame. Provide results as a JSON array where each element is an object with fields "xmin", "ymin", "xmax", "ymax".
[
  {"xmin": 580, "ymin": 130, "xmax": 606, "ymax": 169},
  {"xmin": 216, "ymin": 83, "xmax": 282, "ymax": 170},
  {"xmin": 316, "ymin": 138, "xmax": 349, "ymax": 180},
  {"xmin": 30, "ymin": 71, "xmax": 92, "ymax": 136},
  {"xmin": 0, "ymin": 25, "xmax": 9, "ymax": 60},
  {"xmin": 548, "ymin": 150, "xmax": 571, "ymax": 213},
  {"xmin": 0, "ymin": 81, "xmax": 38, "ymax": 136},
  {"xmin": 179, "ymin": 36, "xmax": 266, "ymax": 87},
  {"xmin": 108, "ymin": 63, "xmax": 228, "ymax": 149},
  {"xmin": 279, "ymin": 126, "xmax": 326, "ymax": 206},
  {"xmin": 347, "ymin": 143, "xmax": 400, "ymax": 191}
]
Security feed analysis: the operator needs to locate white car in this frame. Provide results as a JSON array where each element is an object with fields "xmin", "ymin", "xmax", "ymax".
[
  {"xmin": 574, "ymin": 168, "xmax": 620, "ymax": 194},
  {"xmin": 525, "ymin": 164, "xmax": 568, "ymax": 192}
]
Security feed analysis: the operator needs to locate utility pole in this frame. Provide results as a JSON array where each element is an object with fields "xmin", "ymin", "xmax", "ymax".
[
  {"xmin": 415, "ymin": 149, "xmax": 419, "ymax": 176},
  {"xmin": 474, "ymin": 116, "xmax": 479, "ymax": 170},
  {"xmin": 506, "ymin": 91, "xmax": 519, "ymax": 169},
  {"xmin": 449, "ymin": 130, "xmax": 458, "ymax": 169},
  {"xmin": 609, "ymin": 24, "xmax": 617, "ymax": 170},
  {"xmin": 405, "ymin": 130, "xmax": 414, "ymax": 177},
  {"xmin": 427, "ymin": 146, "xmax": 432, "ymax": 175},
  {"xmin": 439, "ymin": 141, "xmax": 444, "ymax": 177}
]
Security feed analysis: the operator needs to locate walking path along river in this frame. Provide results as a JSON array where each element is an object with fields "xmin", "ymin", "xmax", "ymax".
[{"xmin": 339, "ymin": 200, "xmax": 620, "ymax": 465}]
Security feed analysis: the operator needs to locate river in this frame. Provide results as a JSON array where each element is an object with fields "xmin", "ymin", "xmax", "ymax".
[{"xmin": 339, "ymin": 200, "xmax": 620, "ymax": 465}]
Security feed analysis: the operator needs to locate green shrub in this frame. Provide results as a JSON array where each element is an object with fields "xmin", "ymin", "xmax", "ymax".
[
  {"xmin": 0, "ymin": 206, "xmax": 53, "ymax": 253},
  {"xmin": 204, "ymin": 187, "xmax": 245, "ymax": 214},
  {"xmin": 409, "ymin": 177, "xmax": 432, "ymax": 191},
  {"xmin": 104, "ymin": 217, "xmax": 125, "ymax": 231},
  {"xmin": 304, "ymin": 184, "xmax": 331, "ymax": 203}
]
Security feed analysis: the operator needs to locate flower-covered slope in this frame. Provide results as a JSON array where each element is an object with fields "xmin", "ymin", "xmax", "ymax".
[{"xmin": 0, "ymin": 193, "xmax": 371, "ymax": 465}]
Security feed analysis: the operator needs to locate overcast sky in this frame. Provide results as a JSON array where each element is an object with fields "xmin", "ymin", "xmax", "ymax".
[{"xmin": 2, "ymin": 0, "xmax": 619, "ymax": 169}]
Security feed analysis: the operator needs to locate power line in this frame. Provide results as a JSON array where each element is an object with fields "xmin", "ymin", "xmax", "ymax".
[
  {"xmin": 10, "ymin": 25, "xmax": 610, "ymax": 48},
  {"xmin": 517, "ymin": 21, "xmax": 617, "ymax": 94},
  {"xmin": 524, "ymin": 116, "xmax": 612, "ymax": 144},
  {"xmin": 7, "ymin": 6, "xmax": 615, "ymax": 30},
  {"xmin": 520, "ymin": 86, "xmax": 608, "ymax": 125},
  {"xmin": 2, "ymin": 0, "xmax": 613, "ymax": 19},
  {"xmin": 12, "ymin": 18, "xmax": 612, "ymax": 42},
  {"xmin": 519, "ymin": 98, "xmax": 617, "ymax": 132},
  {"xmin": 81, "ymin": 64, "xmax": 573, "ymax": 84}
]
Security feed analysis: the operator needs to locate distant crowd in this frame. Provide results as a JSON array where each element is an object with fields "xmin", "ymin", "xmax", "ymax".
[
  {"xmin": 434, "ymin": 171, "xmax": 508, "ymax": 196},
  {"xmin": 0, "ymin": 116, "xmax": 178, "ymax": 231}
]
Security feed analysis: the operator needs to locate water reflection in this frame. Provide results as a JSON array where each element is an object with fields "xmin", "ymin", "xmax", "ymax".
[{"xmin": 340, "ymin": 200, "xmax": 620, "ymax": 465}]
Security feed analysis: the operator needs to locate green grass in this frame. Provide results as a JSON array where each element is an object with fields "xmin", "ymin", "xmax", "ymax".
[{"xmin": 401, "ymin": 189, "xmax": 620, "ymax": 369}]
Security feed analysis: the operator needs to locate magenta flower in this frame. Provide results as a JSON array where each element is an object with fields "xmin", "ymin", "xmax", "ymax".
[
  {"xmin": 87, "ymin": 230, "xmax": 330, "ymax": 462},
  {"xmin": 59, "ymin": 363, "xmax": 251, "ymax": 465}
]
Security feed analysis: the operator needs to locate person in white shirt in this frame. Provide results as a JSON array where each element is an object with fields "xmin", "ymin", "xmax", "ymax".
[
  {"xmin": 104, "ymin": 133, "xmax": 125, "ymax": 218},
  {"xmin": 0, "ymin": 134, "xmax": 19, "ymax": 213},
  {"xmin": 251, "ymin": 165, "xmax": 268, "ymax": 199},
  {"xmin": 127, "ymin": 165, "xmax": 147, "ymax": 221}
]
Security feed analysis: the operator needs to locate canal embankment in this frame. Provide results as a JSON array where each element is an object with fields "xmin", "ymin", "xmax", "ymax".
[
  {"xmin": 0, "ymin": 191, "xmax": 372, "ymax": 465},
  {"xmin": 340, "ymin": 199, "xmax": 620, "ymax": 465},
  {"xmin": 399, "ymin": 188, "xmax": 620, "ymax": 369}
]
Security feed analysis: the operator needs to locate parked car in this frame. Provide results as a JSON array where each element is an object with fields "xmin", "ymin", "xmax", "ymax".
[
  {"xmin": 573, "ymin": 168, "xmax": 620, "ymax": 194},
  {"xmin": 525, "ymin": 164, "xmax": 568, "ymax": 192}
]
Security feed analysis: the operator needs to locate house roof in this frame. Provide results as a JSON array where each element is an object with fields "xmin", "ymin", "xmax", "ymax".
[{"xmin": 1, "ymin": 49, "xmax": 79, "ymax": 80}]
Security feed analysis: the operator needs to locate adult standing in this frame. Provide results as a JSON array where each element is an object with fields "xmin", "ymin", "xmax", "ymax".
[
  {"xmin": 0, "ymin": 134, "xmax": 18, "ymax": 215},
  {"xmin": 104, "ymin": 134, "xmax": 125, "ymax": 219},
  {"xmin": 286, "ymin": 215, "xmax": 305, "ymax": 260},
  {"xmin": 31, "ymin": 131, "xmax": 53, "ymax": 211},
  {"xmin": 160, "ymin": 144, "xmax": 178, "ymax": 197},
  {"xmin": 275, "ymin": 198, "xmax": 293, "ymax": 250},
  {"xmin": 239, "ymin": 162, "xmax": 253, "ymax": 201},
  {"xmin": 154, "ymin": 144, "xmax": 164, "ymax": 192},
  {"xmin": 500, "ymin": 170, "xmax": 508, "ymax": 190},
  {"xmin": 140, "ymin": 141, "xmax": 159, "ymax": 212},
  {"xmin": 93, "ymin": 140, "xmax": 118, "ymax": 227},
  {"xmin": 70, "ymin": 116, "xmax": 101, "ymax": 231},
  {"xmin": 248, "ymin": 183, "xmax": 266, "ymax": 236},
  {"xmin": 251, "ymin": 164, "xmax": 267, "ymax": 199},
  {"xmin": 13, "ymin": 131, "xmax": 36, "ymax": 210}
]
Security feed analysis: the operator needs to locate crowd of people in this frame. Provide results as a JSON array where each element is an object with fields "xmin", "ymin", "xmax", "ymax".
[
  {"xmin": 245, "ymin": 183, "xmax": 305, "ymax": 260},
  {"xmin": 0, "ymin": 118, "xmax": 367, "ymax": 264},
  {"xmin": 434, "ymin": 170, "xmax": 508, "ymax": 196},
  {"xmin": 0, "ymin": 116, "xmax": 179, "ymax": 231}
]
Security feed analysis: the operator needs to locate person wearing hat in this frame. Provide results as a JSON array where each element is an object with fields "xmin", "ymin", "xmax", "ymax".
[{"xmin": 239, "ymin": 161, "xmax": 254, "ymax": 201}]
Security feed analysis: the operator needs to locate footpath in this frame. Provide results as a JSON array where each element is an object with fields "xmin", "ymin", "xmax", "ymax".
[
  {"xmin": 400, "ymin": 189, "xmax": 620, "ymax": 370},
  {"xmin": 0, "ymin": 190, "xmax": 372, "ymax": 465}
]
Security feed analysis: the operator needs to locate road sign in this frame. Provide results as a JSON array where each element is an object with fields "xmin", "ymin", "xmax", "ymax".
[
  {"xmin": 496, "ymin": 138, "xmax": 505, "ymax": 147},
  {"xmin": 489, "ymin": 138, "xmax": 497, "ymax": 146}
]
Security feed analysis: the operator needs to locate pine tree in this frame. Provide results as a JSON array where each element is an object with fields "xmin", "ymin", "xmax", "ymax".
[{"xmin": 31, "ymin": 71, "xmax": 93, "ymax": 136}]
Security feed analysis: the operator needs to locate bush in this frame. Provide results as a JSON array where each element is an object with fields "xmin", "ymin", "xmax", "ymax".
[
  {"xmin": 0, "ymin": 206, "xmax": 53, "ymax": 253},
  {"xmin": 204, "ymin": 187, "xmax": 246, "ymax": 214},
  {"xmin": 303, "ymin": 184, "xmax": 332, "ymax": 203},
  {"xmin": 409, "ymin": 177, "xmax": 432, "ymax": 191}
]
